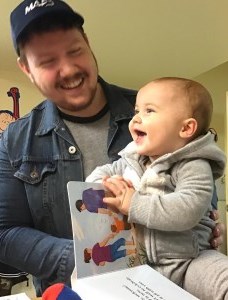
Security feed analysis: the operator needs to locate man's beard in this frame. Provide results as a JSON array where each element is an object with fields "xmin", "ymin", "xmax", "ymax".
[
  {"xmin": 58, "ymin": 92, "xmax": 96, "ymax": 113},
  {"xmin": 32, "ymin": 75, "xmax": 98, "ymax": 114}
]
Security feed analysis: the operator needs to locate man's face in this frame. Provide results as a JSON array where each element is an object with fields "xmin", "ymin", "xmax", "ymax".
[{"xmin": 18, "ymin": 28, "xmax": 99, "ymax": 116}]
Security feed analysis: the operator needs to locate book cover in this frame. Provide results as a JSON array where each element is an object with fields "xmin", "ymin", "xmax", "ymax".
[{"xmin": 67, "ymin": 181, "xmax": 137, "ymax": 279}]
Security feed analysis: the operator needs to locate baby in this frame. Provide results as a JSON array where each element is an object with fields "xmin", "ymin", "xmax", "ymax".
[{"xmin": 86, "ymin": 77, "xmax": 226, "ymax": 287}]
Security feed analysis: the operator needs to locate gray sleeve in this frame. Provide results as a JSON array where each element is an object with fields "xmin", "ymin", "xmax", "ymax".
[
  {"xmin": 86, "ymin": 158, "xmax": 127, "ymax": 182},
  {"xmin": 129, "ymin": 159, "xmax": 214, "ymax": 231}
]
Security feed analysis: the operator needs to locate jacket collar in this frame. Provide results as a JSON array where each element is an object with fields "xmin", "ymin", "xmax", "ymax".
[
  {"xmin": 98, "ymin": 76, "xmax": 135, "ymax": 122},
  {"xmin": 34, "ymin": 100, "xmax": 60, "ymax": 136}
]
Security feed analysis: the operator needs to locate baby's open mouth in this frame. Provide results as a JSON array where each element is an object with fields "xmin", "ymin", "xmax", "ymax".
[{"xmin": 135, "ymin": 129, "xmax": 146, "ymax": 137}]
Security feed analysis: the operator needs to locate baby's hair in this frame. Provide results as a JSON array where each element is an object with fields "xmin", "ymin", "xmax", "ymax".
[{"xmin": 153, "ymin": 77, "xmax": 213, "ymax": 137}]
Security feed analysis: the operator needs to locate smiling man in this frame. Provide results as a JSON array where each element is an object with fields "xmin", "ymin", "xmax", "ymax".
[{"xmin": 0, "ymin": 0, "xmax": 136, "ymax": 296}]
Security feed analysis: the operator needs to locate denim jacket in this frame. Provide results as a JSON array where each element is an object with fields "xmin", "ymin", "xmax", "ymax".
[{"xmin": 0, "ymin": 77, "xmax": 136, "ymax": 295}]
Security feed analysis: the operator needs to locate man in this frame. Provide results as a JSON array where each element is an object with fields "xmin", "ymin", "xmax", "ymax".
[{"xmin": 0, "ymin": 0, "xmax": 225, "ymax": 298}]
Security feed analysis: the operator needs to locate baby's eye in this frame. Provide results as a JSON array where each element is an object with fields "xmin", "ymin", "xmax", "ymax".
[
  {"xmin": 146, "ymin": 108, "xmax": 154, "ymax": 114},
  {"xmin": 134, "ymin": 109, "xmax": 139, "ymax": 115}
]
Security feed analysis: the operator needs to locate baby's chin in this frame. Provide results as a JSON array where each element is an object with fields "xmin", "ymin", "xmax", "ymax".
[
  {"xmin": 135, "ymin": 147, "xmax": 157, "ymax": 159},
  {"xmin": 135, "ymin": 148, "xmax": 149, "ymax": 157}
]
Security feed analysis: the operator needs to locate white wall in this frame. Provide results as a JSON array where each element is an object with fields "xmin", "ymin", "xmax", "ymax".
[
  {"xmin": 194, "ymin": 61, "xmax": 228, "ymax": 255},
  {"xmin": 0, "ymin": 71, "xmax": 41, "ymax": 117}
]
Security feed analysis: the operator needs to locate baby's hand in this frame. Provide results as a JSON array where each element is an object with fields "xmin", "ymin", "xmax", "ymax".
[
  {"xmin": 102, "ymin": 177, "xmax": 135, "ymax": 215},
  {"xmin": 104, "ymin": 175, "xmax": 133, "ymax": 188}
]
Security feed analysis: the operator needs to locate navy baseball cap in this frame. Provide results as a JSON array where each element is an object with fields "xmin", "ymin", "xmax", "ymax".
[{"xmin": 10, "ymin": 0, "xmax": 84, "ymax": 52}]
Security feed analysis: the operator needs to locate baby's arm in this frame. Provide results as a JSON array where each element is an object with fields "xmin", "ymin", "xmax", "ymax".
[
  {"xmin": 129, "ymin": 159, "xmax": 214, "ymax": 231},
  {"xmin": 86, "ymin": 159, "xmax": 127, "ymax": 183}
]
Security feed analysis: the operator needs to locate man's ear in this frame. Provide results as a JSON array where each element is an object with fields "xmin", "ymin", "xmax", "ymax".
[
  {"xmin": 17, "ymin": 57, "xmax": 34, "ymax": 83},
  {"xmin": 179, "ymin": 118, "xmax": 197, "ymax": 138}
]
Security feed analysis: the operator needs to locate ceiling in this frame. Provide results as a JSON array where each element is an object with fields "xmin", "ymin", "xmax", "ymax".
[{"xmin": 1, "ymin": 0, "xmax": 228, "ymax": 88}]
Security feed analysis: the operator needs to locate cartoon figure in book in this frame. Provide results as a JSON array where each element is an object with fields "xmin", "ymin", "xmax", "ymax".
[
  {"xmin": 83, "ymin": 233, "xmax": 136, "ymax": 266},
  {"xmin": 110, "ymin": 215, "xmax": 132, "ymax": 233},
  {"xmin": 75, "ymin": 188, "xmax": 114, "ymax": 216}
]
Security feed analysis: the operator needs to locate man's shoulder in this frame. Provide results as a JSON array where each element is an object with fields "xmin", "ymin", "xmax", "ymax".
[
  {"xmin": 113, "ymin": 84, "xmax": 137, "ymax": 96},
  {"xmin": 1, "ymin": 100, "xmax": 57, "ymax": 161},
  {"xmin": 3, "ymin": 100, "xmax": 53, "ymax": 141},
  {"xmin": 109, "ymin": 83, "xmax": 137, "ymax": 103},
  {"xmin": 99, "ymin": 77, "xmax": 137, "ymax": 106},
  {"xmin": 9, "ymin": 100, "xmax": 47, "ymax": 126}
]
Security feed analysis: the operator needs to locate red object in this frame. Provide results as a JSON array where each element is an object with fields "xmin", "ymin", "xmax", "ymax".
[
  {"xmin": 42, "ymin": 283, "xmax": 82, "ymax": 300},
  {"xmin": 42, "ymin": 283, "xmax": 64, "ymax": 300},
  {"xmin": 7, "ymin": 87, "xmax": 20, "ymax": 119}
]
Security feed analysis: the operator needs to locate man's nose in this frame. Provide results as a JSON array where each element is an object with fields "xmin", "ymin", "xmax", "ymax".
[{"xmin": 59, "ymin": 58, "xmax": 77, "ymax": 77}]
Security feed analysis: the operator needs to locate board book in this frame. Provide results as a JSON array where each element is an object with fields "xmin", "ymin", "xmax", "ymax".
[{"xmin": 67, "ymin": 181, "xmax": 199, "ymax": 300}]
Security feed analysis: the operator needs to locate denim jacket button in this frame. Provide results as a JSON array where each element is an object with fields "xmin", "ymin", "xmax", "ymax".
[
  {"xmin": 30, "ymin": 170, "xmax": 39, "ymax": 179},
  {"xmin": 69, "ymin": 146, "xmax": 77, "ymax": 154}
]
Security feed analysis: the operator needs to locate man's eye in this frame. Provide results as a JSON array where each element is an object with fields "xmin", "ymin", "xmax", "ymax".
[
  {"xmin": 69, "ymin": 48, "xmax": 81, "ymax": 55},
  {"xmin": 40, "ymin": 59, "xmax": 55, "ymax": 66}
]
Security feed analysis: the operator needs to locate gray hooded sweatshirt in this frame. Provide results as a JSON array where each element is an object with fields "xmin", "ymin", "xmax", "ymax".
[{"xmin": 86, "ymin": 132, "xmax": 226, "ymax": 285}]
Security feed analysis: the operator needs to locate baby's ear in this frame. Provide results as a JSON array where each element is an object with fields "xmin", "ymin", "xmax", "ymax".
[{"xmin": 179, "ymin": 118, "xmax": 197, "ymax": 138}]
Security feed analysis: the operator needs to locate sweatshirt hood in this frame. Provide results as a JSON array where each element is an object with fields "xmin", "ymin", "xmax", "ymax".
[{"xmin": 119, "ymin": 131, "xmax": 226, "ymax": 180}]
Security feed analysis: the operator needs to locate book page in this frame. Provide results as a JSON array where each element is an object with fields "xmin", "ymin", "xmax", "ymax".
[{"xmin": 74, "ymin": 265, "xmax": 199, "ymax": 300}]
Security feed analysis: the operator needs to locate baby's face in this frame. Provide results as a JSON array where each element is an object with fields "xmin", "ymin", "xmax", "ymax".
[
  {"xmin": 0, "ymin": 112, "xmax": 15, "ymax": 133},
  {"xmin": 129, "ymin": 81, "xmax": 190, "ymax": 159}
]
